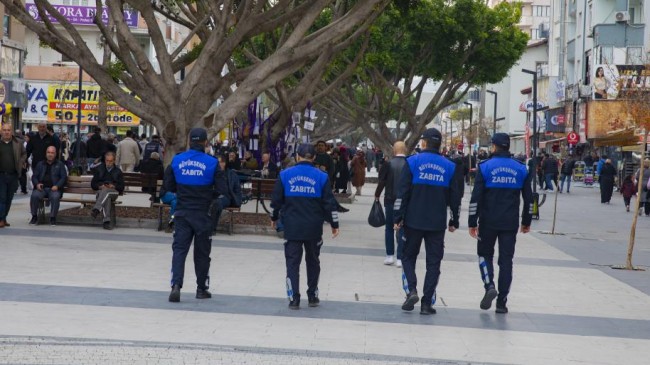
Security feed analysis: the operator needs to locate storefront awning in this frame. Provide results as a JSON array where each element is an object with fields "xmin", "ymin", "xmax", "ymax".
[
  {"xmin": 538, "ymin": 137, "xmax": 565, "ymax": 148},
  {"xmin": 592, "ymin": 129, "xmax": 639, "ymax": 147}
]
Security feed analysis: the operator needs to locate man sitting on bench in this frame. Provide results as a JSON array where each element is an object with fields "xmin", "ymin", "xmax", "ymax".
[
  {"xmin": 29, "ymin": 146, "xmax": 67, "ymax": 226},
  {"xmin": 91, "ymin": 151, "xmax": 124, "ymax": 230}
]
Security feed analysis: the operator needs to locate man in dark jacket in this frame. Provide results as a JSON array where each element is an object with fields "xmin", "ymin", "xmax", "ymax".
[
  {"xmin": 164, "ymin": 128, "xmax": 227, "ymax": 302},
  {"xmin": 211, "ymin": 154, "xmax": 243, "ymax": 233},
  {"xmin": 468, "ymin": 133, "xmax": 533, "ymax": 314},
  {"xmin": 139, "ymin": 151, "xmax": 165, "ymax": 199},
  {"xmin": 271, "ymin": 143, "xmax": 339, "ymax": 310},
  {"xmin": 142, "ymin": 135, "xmax": 164, "ymax": 162},
  {"xmin": 29, "ymin": 146, "xmax": 68, "ymax": 226},
  {"xmin": 375, "ymin": 141, "xmax": 408, "ymax": 267},
  {"xmin": 559, "ymin": 157, "xmax": 576, "ymax": 193},
  {"xmin": 26, "ymin": 122, "xmax": 58, "ymax": 170},
  {"xmin": 394, "ymin": 128, "xmax": 461, "ymax": 315},
  {"xmin": 0, "ymin": 123, "xmax": 27, "ymax": 228},
  {"xmin": 86, "ymin": 127, "xmax": 106, "ymax": 170},
  {"xmin": 542, "ymin": 153, "xmax": 559, "ymax": 191},
  {"xmin": 90, "ymin": 151, "xmax": 124, "ymax": 230}
]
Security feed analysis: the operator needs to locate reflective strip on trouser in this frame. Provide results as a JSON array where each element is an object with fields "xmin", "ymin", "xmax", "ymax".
[
  {"xmin": 284, "ymin": 239, "xmax": 322, "ymax": 300},
  {"xmin": 401, "ymin": 226, "xmax": 445, "ymax": 305},
  {"xmin": 170, "ymin": 213, "xmax": 213, "ymax": 289},
  {"xmin": 476, "ymin": 227, "xmax": 517, "ymax": 301}
]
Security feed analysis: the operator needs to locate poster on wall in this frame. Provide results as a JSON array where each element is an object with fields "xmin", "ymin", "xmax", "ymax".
[
  {"xmin": 545, "ymin": 107, "xmax": 566, "ymax": 133},
  {"xmin": 587, "ymin": 100, "xmax": 635, "ymax": 138},
  {"xmin": 592, "ymin": 64, "xmax": 650, "ymax": 100}
]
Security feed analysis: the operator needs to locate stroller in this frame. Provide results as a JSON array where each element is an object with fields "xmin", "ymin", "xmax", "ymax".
[{"xmin": 584, "ymin": 166, "xmax": 594, "ymax": 185}]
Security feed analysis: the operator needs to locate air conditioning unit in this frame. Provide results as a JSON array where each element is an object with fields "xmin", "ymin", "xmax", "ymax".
[{"xmin": 615, "ymin": 11, "xmax": 630, "ymax": 23}]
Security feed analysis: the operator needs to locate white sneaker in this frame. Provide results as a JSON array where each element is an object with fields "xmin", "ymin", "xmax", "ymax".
[
  {"xmin": 383, "ymin": 256, "xmax": 395, "ymax": 265},
  {"xmin": 396, "ymin": 260, "xmax": 402, "ymax": 268}
]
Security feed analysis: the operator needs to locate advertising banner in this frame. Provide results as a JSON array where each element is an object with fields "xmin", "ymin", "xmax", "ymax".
[
  {"xmin": 545, "ymin": 107, "xmax": 566, "ymax": 133},
  {"xmin": 592, "ymin": 64, "xmax": 650, "ymax": 100},
  {"xmin": 46, "ymin": 84, "xmax": 140, "ymax": 126},
  {"xmin": 25, "ymin": 82, "xmax": 49, "ymax": 121},
  {"xmin": 26, "ymin": 3, "xmax": 138, "ymax": 27}
]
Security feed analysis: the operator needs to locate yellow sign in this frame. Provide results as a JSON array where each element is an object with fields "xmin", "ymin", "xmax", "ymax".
[{"xmin": 47, "ymin": 84, "xmax": 140, "ymax": 126}]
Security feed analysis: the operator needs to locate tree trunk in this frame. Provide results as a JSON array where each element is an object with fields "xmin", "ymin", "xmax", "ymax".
[
  {"xmin": 626, "ymin": 129, "xmax": 648, "ymax": 269},
  {"xmin": 97, "ymin": 19, "xmax": 113, "ymax": 133}
]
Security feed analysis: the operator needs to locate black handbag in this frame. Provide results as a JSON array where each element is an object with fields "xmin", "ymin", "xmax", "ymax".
[{"xmin": 368, "ymin": 200, "xmax": 386, "ymax": 227}]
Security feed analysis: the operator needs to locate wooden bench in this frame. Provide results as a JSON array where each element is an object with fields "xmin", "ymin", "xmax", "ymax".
[
  {"xmin": 122, "ymin": 172, "xmax": 162, "ymax": 205},
  {"xmin": 249, "ymin": 178, "xmax": 276, "ymax": 214},
  {"xmin": 37, "ymin": 175, "xmax": 121, "ymax": 226}
]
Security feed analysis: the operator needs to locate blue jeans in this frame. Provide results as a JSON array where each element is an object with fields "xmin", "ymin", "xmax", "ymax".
[
  {"xmin": 384, "ymin": 201, "xmax": 404, "ymax": 259},
  {"xmin": 160, "ymin": 192, "xmax": 177, "ymax": 216},
  {"xmin": 544, "ymin": 174, "xmax": 556, "ymax": 191},
  {"xmin": 559, "ymin": 173, "xmax": 571, "ymax": 192}
]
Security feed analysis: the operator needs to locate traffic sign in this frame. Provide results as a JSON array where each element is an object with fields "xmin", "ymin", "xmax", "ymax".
[{"xmin": 567, "ymin": 131, "xmax": 579, "ymax": 145}]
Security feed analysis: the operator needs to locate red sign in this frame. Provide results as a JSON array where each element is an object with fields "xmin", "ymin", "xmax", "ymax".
[{"xmin": 567, "ymin": 131, "xmax": 579, "ymax": 145}]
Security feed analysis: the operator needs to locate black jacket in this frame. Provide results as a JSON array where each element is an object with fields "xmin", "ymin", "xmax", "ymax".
[
  {"xmin": 375, "ymin": 155, "xmax": 407, "ymax": 203},
  {"xmin": 542, "ymin": 157, "xmax": 559, "ymax": 175},
  {"xmin": 468, "ymin": 151, "xmax": 533, "ymax": 230},
  {"xmin": 394, "ymin": 150, "xmax": 461, "ymax": 230},
  {"xmin": 26, "ymin": 132, "xmax": 59, "ymax": 168},
  {"xmin": 31, "ymin": 159, "xmax": 67, "ymax": 190},
  {"xmin": 271, "ymin": 161, "xmax": 338, "ymax": 241},
  {"xmin": 224, "ymin": 168, "xmax": 243, "ymax": 208},
  {"xmin": 86, "ymin": 134, "xmax": 106, "ymax": 159},
  {"xmin": 91, "ymin": 164, "xmax": 125, "ymax": 193},
  {"xmin": 139, "ymin": 158, "xmax": 164, "ymax": 179},
  {"xmin": 561, "ymin": 159, "xmax": 576, "ymax": 175}
]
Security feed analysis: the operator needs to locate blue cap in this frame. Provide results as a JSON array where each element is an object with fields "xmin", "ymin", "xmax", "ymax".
[
  {"xmin": 491, "ymin": 133, "xmax": 510, "ymax": 148},
  {"xmin": 189, "ymin": 128, "xmax": 207, "ymax": 142},
  {"xmin": 421, "ymin": 128, "xmax": 442, "ymax": 142},
  {"xmin": 297, "ymin": 143, "xmax": 316, "ymax": 158}
]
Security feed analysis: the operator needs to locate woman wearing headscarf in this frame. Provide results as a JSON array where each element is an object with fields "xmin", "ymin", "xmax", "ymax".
[{"xmin": 599, "ymin": 159, "xmax": 617, "ymax": 204}]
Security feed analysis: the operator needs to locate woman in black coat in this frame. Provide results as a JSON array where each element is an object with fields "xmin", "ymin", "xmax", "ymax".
[
  {"xmin": 334, "ymin": 147, "xmax": 350, "ymax": 194},
  {"xmin": 599, "ymin": 159, "xmax": 617, "ymax": 204}
]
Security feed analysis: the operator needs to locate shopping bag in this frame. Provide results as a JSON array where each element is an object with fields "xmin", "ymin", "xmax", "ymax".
[{"xmin": 368, "ymin": 200, "xmax": 386, "ymax": 227}]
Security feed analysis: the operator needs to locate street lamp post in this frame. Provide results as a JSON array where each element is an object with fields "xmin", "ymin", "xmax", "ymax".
[
  {"xmin": 76, "ymin": 65, "xmax": 83, "ymax": 172},
  {"xmin": 522, "ymin": 68, "xmax": 540, "ymax": 218},
  {"xmin": 486, "ymin": 90, "xmax": 497, "ymax": 135},
  {"xmin": 463, "ymin": 102, "xmax": 473, "ymax": 155}
]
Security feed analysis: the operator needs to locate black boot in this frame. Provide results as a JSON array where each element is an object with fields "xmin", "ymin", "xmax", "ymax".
[
  {"xmin": 401, "ymin": 290, "xmax": 419, "ymax": 311},
  {"xmin": 420, "ymin": 300, "xmax": 436, "ymax": 315},
  {"xmin": 169, "ymin": 284, "xmax": 181, "ymax": 302},
  {"xmin": 480, "ymin": 286, "xmax": 498, "ymax": 310},
  {"xmin": 496, "ymin": 298, "xmax": 508, "ymax": 314},
  {"xmin": 196, "ymin": 288, "xmax": 212, "ymax": 299},
  {"xmin": 308, "ymin": 295, "xmax": 320, "ymax": 308},
  {"xmin": 289, "ymin": 295, "xmax": 300, "ymax": 310}
]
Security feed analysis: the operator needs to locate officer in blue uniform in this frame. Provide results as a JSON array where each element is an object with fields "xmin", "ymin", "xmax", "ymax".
[
  {"xmin": 468, "ymin": 133, "xmax": 533, "ymax": 314},
  {"xmin": 394, "ymin": 128, "xmax": 461, "ymax": 315},
  {"xmin": 165, "ymin": 128, "xmax": 227, "ymax": 302},
  {"xmin": 271, "ymin": 143, "xmax": 340, "ymax": 310}
]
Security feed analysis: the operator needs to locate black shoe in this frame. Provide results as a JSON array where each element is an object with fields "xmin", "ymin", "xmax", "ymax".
[
  {"xmin": 337, "ymin": 206, "xmax": 350, "ymax": 213},
  {"xmin": 289, "ymin": 295, "xmax": 300, "ymax": 310},
  {"xmin": 496, "ymin": 299, "xmax": 508, "ymax": 314},
  {"xmin": 50, "ymin": 217, "xmax": 56, "ymax": 226},
  {"xmin": 29, "ymin": 215, "xmax": 38, "ymax": 225},
  {"xmin": 91, "ymin": 208, "xmax": 100, "ymax": 219},
  {"xmin": 196, "ymin": 288, "xmax": 212, "ymax": 299},
  {"xmin": 103, "ymin": 221, "xmax": 113, "ymax": 230},
  {"xmin": 308, "ymin": 296, "xmax": 320, "ymax": 307},
  {"xmin": 401, "ymin": 291, "xmax": 419, "ymax": 311},
  {"xmin": 480, "ymin": 286, "xmax": 498, "ymax": 310},
  {"xmin": 420, "ymin": 302, "xmax": 436, "ymax": 315},
  {"xmin": 169, "ymin": 284, "xmax": 181, "ymax": 302}
]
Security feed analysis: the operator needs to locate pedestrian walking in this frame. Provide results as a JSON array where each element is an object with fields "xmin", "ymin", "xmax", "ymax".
[
  {"xmin": 271, "ymin": 143, "xmax": 339, "ymax": 310},
  {"xmin": 351, "ymin": 151, "xmax": 367, "ymax": 195},
  {"xmin": 394, "ymin": 128, "xmax": 461, "ymax": 315},
  {"xmin": 620, "ymin": 175, "xmax": 637, "ymax": 212},
  {"xmin": 26, "ymin": 122, "xmax": 58, "ymax": 172},
  {"xmin": 165, "ymin": 128, "xmax": 227, "ymax": 302},
  {"xmin": 29, "ymin": 146, "xmax": 67, "ymax": 226},
  {"xmin": 116, "ymin": 130, "xmax": 141, "ymax": 172},
  {"xmin": 375, "ymin": 141, "xmax": 408, "ymax": 267},
  {"xmin": 542, "ymin": 153, "xmax": 558, "ymax": 191},
  {"xmin": 0, "ymin": 123, "xmax": 27, "ymax": 228},
  {"xmin": 559, "ymin": 156, "xmax": 576, "ymax": 193},
  {"xmin": 599, "ymin": 159, "xmax": 616, "ymax": 204},
  {"xmin": 468, "ymin": 133, "xmax": 533, "ymax": 314},
  {"xmin": 634, "ymin": 160, "xmax": 650, "ymax": 216}
]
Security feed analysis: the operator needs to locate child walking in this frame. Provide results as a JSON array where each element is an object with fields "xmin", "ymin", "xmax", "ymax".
[{"xmin": 620, "ymin": 175, "xmax": 637, "ymax": 212}]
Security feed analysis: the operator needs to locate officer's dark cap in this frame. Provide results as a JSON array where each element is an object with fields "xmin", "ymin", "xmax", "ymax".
[
  {"xmin": 297, "ymin": 143, "xmax": 316, "ymax": 158},
  {"xmin": 189, "ymin": 128, "xmax": 207, "ymax": 142},
  {"xmin": 491, "ymin": 133, "xmax": 510, "ymax": 148},
  {"xmin": 420, "ymin": 128, "xmax": 442, "ymax": 142}
]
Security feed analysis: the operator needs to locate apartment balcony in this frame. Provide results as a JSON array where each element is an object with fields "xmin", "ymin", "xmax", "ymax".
[
  {"xmin": 594, "ymin": 23, "xmax": 645, "ymax": 47},
  {"xmin": 519, "ymin": 15, "xmax": 533, "ymax": 28}
]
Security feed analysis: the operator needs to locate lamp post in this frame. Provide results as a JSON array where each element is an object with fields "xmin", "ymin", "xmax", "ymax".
[
  {"xmin": 76, "ymin": 65, "xmax": 83, "ymax": 172},
  {"xmin": 486, "ymin": 90, "xmax": 498, "ymax": 135},
  {"xmin": 523, "ymin": 68, "xmax": 540, "ymax": 218},
  {"xmin": 463, "ymin": 102, "xmax": 473, "ymax": 154}
]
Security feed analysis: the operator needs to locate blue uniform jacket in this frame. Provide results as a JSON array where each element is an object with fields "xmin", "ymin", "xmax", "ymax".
[
  {"xmin": 394, "ymin": 150, "xmax": 461, "ymax": 231},
  {"xmin": 163, "ymin": 146, "xmax": 227, "ymax": 214},
  {"xmin": 468, "ymin": 151, "xmax": 533, "ymax": 230},
  {"xmin": 271, "ymin": 161, "xmax": 339, "ymax": 241}
]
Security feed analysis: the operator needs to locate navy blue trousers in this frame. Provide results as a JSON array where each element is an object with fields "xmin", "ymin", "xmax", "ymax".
[
  {"xmin": 284, "ymin": 239, "xmax": 322, "ymax": 300},
  {"xmin": 402, "ymin": 227, "xmax": 445, "ymax": 305},
  {"xmin": 477, "ymin": 227, "xmax": 517, "ymax": 302},
  {"xmin": 170, "ymin": 212, "xmax": 213, "ymax": 289}
]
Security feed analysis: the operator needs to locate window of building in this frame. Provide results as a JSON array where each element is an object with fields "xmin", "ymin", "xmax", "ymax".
[
  {"xmin": 626, "ymin": 47, "xmax": 643, "ymax": 65},
  {"xmin": 2, "ymin": 15, "xmax": 10, "ymax": 38},
  {"xmin": 533, "ymin": 5, "xmax": 550, "ymax": 17},
  {"xmin": 599, "ymin": 46, "xmax": 613, "ymax": 64}
]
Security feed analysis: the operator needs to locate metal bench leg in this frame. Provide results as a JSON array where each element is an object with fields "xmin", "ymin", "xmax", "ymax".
[
  {"xmin": 228, "ymin": 210, "xmax": 234, "ymax": 235},
  {"xmin": 110, "ymin": 201, "xmax": 117, "ymax": 227},
  {"xmin": 157, "ymin": 206, "xmax": 164, "ymax": 231},
  {"xmin": 37, "ymin": 200, "xmax": 46, "ymax": 225}
]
